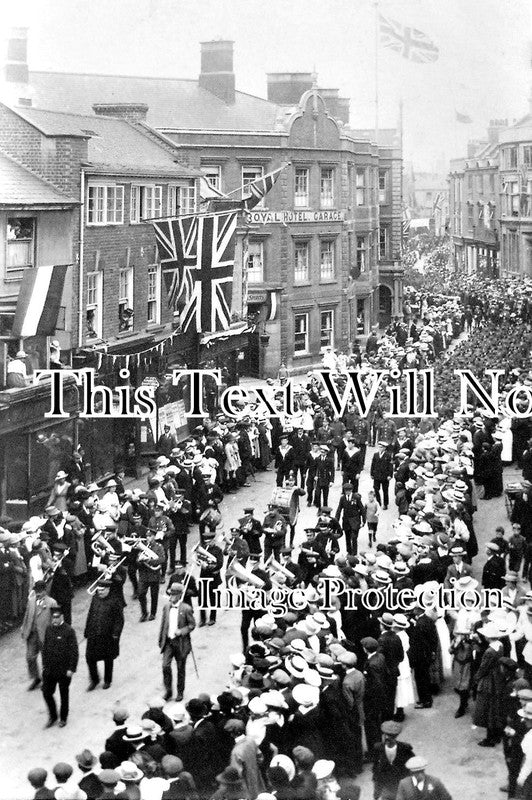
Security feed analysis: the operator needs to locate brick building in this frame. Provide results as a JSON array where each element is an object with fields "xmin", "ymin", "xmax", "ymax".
[
  {"xmin": 448, "ymin": 121, "xmax": 505, "ymax": 277},
  {"xmin": 498, "ymin": 109, "xmax": 532, "ymax": 276},
  {"xmin": 6, "ymin": 36, "xmax": 403, "ymax": 377}
]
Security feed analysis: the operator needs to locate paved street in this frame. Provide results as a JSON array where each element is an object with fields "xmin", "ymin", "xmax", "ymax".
[{"xmin": 0, "ymin": 453, "xmax": 519, "ymax": 799}]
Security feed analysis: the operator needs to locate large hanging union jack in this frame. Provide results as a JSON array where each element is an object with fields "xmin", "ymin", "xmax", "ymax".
[
  {"xmin": 179, "ymin": 211, "xmax": 239, "ymax": 333},
  {"xmin": 379, "ymin": 13, "xmax": 439, "ymax": 63},
  {"xmin": 152, "ymin": 215, "xmax": 198, "ymax": 307}
]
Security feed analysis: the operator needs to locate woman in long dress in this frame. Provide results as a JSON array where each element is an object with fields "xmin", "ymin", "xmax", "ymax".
[{"xmin": 392, "ymin": 614, "xmax": 415, "ymax": 720}]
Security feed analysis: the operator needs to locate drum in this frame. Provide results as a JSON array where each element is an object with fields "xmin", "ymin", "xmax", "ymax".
[{"xmin": 270, "ymin": 486, "xmax": 299, "ymax": 525}]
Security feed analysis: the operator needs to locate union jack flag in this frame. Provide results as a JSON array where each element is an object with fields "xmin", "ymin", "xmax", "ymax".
[
  {"xmin": 180, "ymin": 211, "xmax": 239, "ymax": 333},
  {"xmin": 379, "ymin": 13, "xmax": 439, "ymax": 63},
  {"xmin": 152, "ymin": 216, "xmax": 198, "ymax": 308},
  {"xmin": 242, "ymin": 164, "xmax": 287, "ymax": 210}
]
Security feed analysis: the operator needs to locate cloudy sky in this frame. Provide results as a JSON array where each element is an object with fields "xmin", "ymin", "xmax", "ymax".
[{"xmin": 3, "ymin": 0, "xmax": 531, "ymax": 170}]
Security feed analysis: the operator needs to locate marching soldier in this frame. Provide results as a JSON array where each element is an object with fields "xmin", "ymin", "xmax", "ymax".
[
  {"xmin": 315, "ymin": 506, "xmax": 343, "ymax": 561},
  {"xmin": 298, "ymin": 528, "xmax": 328, "ymax": 585},
  {"xmin": 239, "ymin": 508, "xmax": 263, "ymax": 555},
  {"xmin": 313, "ymin": 446, "xmax": 335, "ymax": 508},
  {"xmin": 305, "ymin": 441, "xmax": 322, "ymax": 506},
  {"xmin": 167, "ymin": 490, "xmax": 191, "ymax": 568},
  {"xmin": 198, "ymin": 528, "xmax": 223, "ymax": 627},
  {"xmin": 262, "ymin": 504, "xmax": 287, "ymax": 562},
  {"xmin": 137, "ymin": 527, "xmax": 166, "ymax": 622},
  {"xmin": 274, "ymin": 433, "xmax": 295, "ymax": 487}
]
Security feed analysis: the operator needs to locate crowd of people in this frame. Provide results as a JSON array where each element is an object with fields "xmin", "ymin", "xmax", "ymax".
[{"xmin": 6, "ymin": 272, "xmax": 532, "ymax": 800}]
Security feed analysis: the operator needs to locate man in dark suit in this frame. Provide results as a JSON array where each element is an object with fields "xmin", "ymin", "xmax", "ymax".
[
  {"xmin": 290, "ymin": 427, "xmax": 311, "ymax": 488},
  {"xmin": 335, "ymin": 483, "xmax": 366, "ymax": 555},
  {"xmin": 482, "ymin": 542, "xmax": 506, "ymax": 589},
  {"xmin": 370, "ymin": 442, "xmax": 394, "ymax": 509},
  {"xmin": 21, "ymin": 581, "xmax": 58, "ymax": 691},
  {"xmin": 84, "ymin": 579, "xmax": 124, "ymax": 690},
  {"xmin": 104, "ymin": 706, "xmax": 130, "ymax": 763},
  {"xmin": 396, "ymin": 756, "xmax": 452, "ymax": 800},
  {"xmin": 185, "ymin": 698, "xmax": 224, "ymax": 794},
  {"xmin": 313, "ymin": 446, "xmax": 335, "ymax": 507},
  {"xmin": 159, "ymin": 583, "xmax": 196, "ymax": 701},
  {"xmin": 443, "ymin": 545, "xmax": 473, "ymax": 589},
  {"xmin": 76, "ymin": 749, "xmax": 103, "ymax": 798},
  {"xmin": 41, "ymin": 606, "xmax": 78, "ymax": 728},
  {"xmin": 361, "ymin": 636, "xmax": 389, "ymax": 759},
  {"xmin": 409, "ymin": 608, "xmax": 439, "ymax": 709},
  {"xmin": 378, "ymin": 614, "xmax": 404, "ymax": 721},
  {"xmin": 341, "ymin": 439, "xmax": 364, "ymax": 491},
  {"xmin": 372, "ymin": 721, "xmax": 415, "ymax": 800}
]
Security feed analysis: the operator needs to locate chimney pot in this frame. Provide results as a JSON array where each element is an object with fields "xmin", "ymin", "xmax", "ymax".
[
  {"xmin": 92, "ymin": 102, "xmax": 149, "ymax": 122},
  {"xmin": 266, "ymin": 72, "xmax": 314, "ymax": 105},
  {"xmin": 199, "ymin": 40, "xmax": 235, "ymax": 104}
]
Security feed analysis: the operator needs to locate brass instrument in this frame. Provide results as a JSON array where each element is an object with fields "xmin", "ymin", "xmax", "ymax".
[
  {"xmin": 87, "ymin": 555, "xmax": 127, "ymax": 595},
  {"xmin": 300, "ymin": 547, "xmax": 319, "ymax": 558},
  {"xmin": 267, "ymin": 557, "xmax": 295, "ymax": 580},
  {"xmin": 91, "ymin": 532, "xmax": 116, "ymax": 558},
  {"xmin": 199, "ymin": 507, "xmax": 222, "ymax": 528},
  {"xmin": 43, "ymin": 548, "xmax": 70, "ymax": 583},
  {"xmin": 228, "ymin": 559, "xmax": 266, "ymax": 588},
  {"xmin": 195, "ymin": 545, "xmax": 218, "ymax": 566}
]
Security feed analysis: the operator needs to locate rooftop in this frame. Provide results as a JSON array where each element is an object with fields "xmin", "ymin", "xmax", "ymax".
[
  {"xmin": 0, "ymin": 149, "xmax": 78, "ymax": 206},
  {"xmin": 11, "ymin": 105, "xmax": 199, "ymax": 176}
]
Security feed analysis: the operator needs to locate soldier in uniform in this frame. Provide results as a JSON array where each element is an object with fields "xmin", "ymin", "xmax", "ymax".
[
  {"xmin": 315, "ymin": 507, "xmax": 343, "ymax": 561},
  {"xmin": 137, "ymin": 527, "xmax": 166, "ymax": 622},
  {"xmin": 313, "ymin": 446, "xmax": 335, "ymax": 508},
  {"xmin": 198, "ymin": 528, "xmax": 223, "ymax": 627},
  {"xmin": 352, "ymin": 416, "xmax": 370, "ymax": 470},
  {"xmin": 239, "ymin": 507, "xmax": 263, "ymax": 555},
  {"xmin": 305, "ymin": 442, "xmax": 322, "ymax": 506},
  {"xmin": 298, "ymin": 528, "xmax": 328, "ymax": 585}
]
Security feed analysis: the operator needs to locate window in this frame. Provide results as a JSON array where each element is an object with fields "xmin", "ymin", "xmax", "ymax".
[
  {"xmin": 294, "ymin": 241, "xmax": 309, "ymax": 283},
  {"xmin": 247, "ymin": 241, "xmax": 264, "ymax": 283},
  {"xmin": 6, "ymin": 217, "xmax": 35, "ymax": 274},
  {"xmin": 467, "ymin": 202, "xmax": 474, "ymax": 229},
  {"xmin": 130, "ymin": 185, "xmax": 163, "ymax": 223},
  {"xmin": 485, "ymin": 203, "xmax": 495, "ymax": 229},
  {"xmin": 242, "ymin": 167, "xmax": 264, "ymax": 207},
  {"xmin": 356, "ymin": 235, "xmax": 367, "ymax": 273},
  {"xmin": 320, "ymin": 240, "xmax": 335, "ymax": 280},
  {"xmin": 379, "ymin": 226, "xmax": 388, "ymax": 259},
  {"xmin": 168, "ymin": 182, "xmax": 196, "ymax": 216},
  {"xmin": 378, "ymin": 169, "xmax": 389, "ymax": 204},
  {"xmin": 294, "ymin": 168, "xmax": 309, "ymax": 207},
  {"xmin": 87, "ymin": 185, "xmax": 124, "ymax": 225},
  {"xmin": 356, "ymin": 169, "xmax": 366, "ymax": 206},
  {"xmin": 118, "ymin": 267, "xmax": 134, "ymax": 331},
  {"xmin": 489, "ymin": 173, "xmax": 495, "ymax": 194},
  {"xmin": 320, "ymin": 168, "xmax": 334, "ymax": 208},
  {"xmin": 294, "ymin": 313, "xmax": 309, "ymax": 353},
  {"xmin": 201, "ymin": 166, "xmax": 221, "ymax": 192},
  {"xmin": 477, "ymin": 203, "xmax": 484, "ymax": 224},
  {"xmin": 524, "ymin": 180, "xmax": 532, "ymax": 217},
  {"xmin": 509, "ymin": 181, "xmax": 520, "ymax": 215},
  {"xmin": 147, "ymin": 265, "xmax": 161, "ymax": 325},
  {"xmin": 86, "ymin": 272, "xmax": 103, "ymax": 339},
  {"xmin": 467, "ymin": 174, "xmax": 473, "ymax": 193},
  {"xmin": 524, "ymin": 147, "xmax": 532, "ymax": 167},
  {"xmin": 320, "ymin": 310, "xmax": 334, "ymax": 350},
  {"xmin": 507, "ymin": 147, "xmax": 518, "ymax": 169}
]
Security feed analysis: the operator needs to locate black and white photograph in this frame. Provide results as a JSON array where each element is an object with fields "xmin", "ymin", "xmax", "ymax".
[{"xmin": 0, "ymin": 0, "xmax": 532, "ymax": 797}]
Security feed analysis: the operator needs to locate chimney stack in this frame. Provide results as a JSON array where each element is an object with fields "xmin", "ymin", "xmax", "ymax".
[
  {"xmin": 199, "ymin": 40, "xmax": 235, "ymax": 104},
  {"xmin": 487, "ymin": 118, "xmax": 508, "ymax": 145},
  {"xmin": 266, "ymin": 73, "xmax": 314, "ymax": 105},
  {"xmin": 319, "ymin": 88, "xmax": 350, "ymax": 125},
  {"xmin": 92, "ymin": 102, "xmax": 149, "ymax": 123},
  {"xmin": 3, "ymin": 27, "xmax": 32, "ymax": 106}
]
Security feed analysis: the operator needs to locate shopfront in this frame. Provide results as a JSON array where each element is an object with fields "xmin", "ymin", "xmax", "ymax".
[{"xmin": 0, "ymin": 377, "xmax": 79, "ymax": 518}]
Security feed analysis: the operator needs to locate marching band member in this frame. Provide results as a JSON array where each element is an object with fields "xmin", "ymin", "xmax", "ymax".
[
  {"xmin": 198, "ymin": 528, "xmax": 223, "ymax": 628},
  {"xmin": 136, "ymin": 527, "xmax": 165, "ymax": 622}
]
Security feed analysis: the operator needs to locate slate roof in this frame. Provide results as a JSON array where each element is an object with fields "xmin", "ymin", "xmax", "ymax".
[
  {"xmin": 0, "ymin": 150, "xmax": 78, "ymax": 206},
  {"xmin": 12, "ymin": 106, "xmax": 199, "ymax": 177},
  {"xmin": 28, "ymin": 71, "xmax": 281, "ymax": 131}
]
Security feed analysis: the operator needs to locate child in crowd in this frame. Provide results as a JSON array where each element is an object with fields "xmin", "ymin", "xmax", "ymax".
[{"xmin": 365, "ymin": 489, "xmax": 380, "ymax": 547}]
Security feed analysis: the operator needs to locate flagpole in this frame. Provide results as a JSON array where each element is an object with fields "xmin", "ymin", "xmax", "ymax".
[{"xmin": 374, "ymin": 0, "xmax": 379, "ymax": 142}]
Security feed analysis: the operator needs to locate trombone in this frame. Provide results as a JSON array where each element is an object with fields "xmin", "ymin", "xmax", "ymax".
[
  {"xmin": 43, "ymin": 548, "xmax": 70, "ymax": 583},
  {"xmin": 87, "ymin": 556, "xmax": 126, "ymax": 595}
]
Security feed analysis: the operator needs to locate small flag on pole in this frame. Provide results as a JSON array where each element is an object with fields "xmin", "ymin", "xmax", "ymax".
[
  {"xmin": 456, "ymin": 111, "xmax": 473, "ymax": 124},
  {"xmin": 12, "ymin": 265, "xmax": 69, "ymax": 338},
  {"xmin": 242, "ymin": 164, "xmax": 287, "ymax": 210},
  {"xmin": 379, "ymin": 13, "xmax": 439, "ymax": 63}
]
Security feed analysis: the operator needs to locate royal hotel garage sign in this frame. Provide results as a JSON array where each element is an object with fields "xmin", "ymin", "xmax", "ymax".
[{"xmin": 245, "ymin": 209, "xmax": 345, "ymax": 224}]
